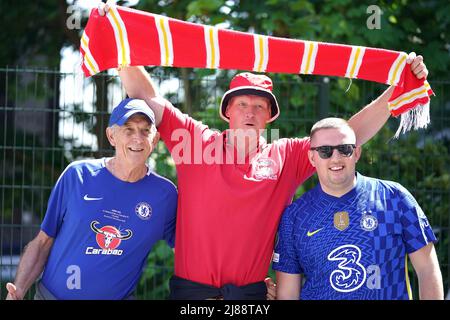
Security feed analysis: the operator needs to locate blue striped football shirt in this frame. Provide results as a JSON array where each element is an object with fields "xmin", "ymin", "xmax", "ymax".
[{"xmin": 272, "ymin": 173, "xmax": 436, "ymax": 300}]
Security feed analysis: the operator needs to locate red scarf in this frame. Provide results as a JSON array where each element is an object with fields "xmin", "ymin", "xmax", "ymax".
[{"xmin": 80, "ymin": 5, "xmax": 433, "ymax": 136}]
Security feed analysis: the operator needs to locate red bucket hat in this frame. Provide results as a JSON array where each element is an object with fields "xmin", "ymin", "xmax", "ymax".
[{"xmin": 219, "ymin": 72, "xmax": 280, "ymax": 123}]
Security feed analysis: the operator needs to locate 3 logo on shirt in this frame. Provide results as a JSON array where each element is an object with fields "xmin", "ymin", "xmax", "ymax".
[
  {"xmin": 85, "ymin": 220, "xmax": 133, "ymax": 256},
  {"xmin": 328, "ymin": 245, "xmax": 366, "ymax": 292},
  {"xmin": 328, "ymin": 244, "xmax": 381, "ymax": 292}
]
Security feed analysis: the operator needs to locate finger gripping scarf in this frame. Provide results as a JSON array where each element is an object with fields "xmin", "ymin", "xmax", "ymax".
[{"xmin": 80, "ymin": 6, "xmax": 433, "ymax": 137}]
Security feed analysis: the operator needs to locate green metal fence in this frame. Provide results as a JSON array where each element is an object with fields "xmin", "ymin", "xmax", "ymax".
[{"xmin": 1, "ymin": 67, "xmax": 449, "ymax": 299}]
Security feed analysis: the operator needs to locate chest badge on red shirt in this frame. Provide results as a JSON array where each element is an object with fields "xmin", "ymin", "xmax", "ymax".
[{"xmin": 250, "ymin": 157, "xmax": 279, "ymax": 180}]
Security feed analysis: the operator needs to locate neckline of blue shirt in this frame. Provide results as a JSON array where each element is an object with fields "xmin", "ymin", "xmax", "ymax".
[
  {"xmin": 101, "ymin": 157, "xmax": 152, "ymax": 185},
  {"xmin": 316, "ymin": 172, "xmax": 365, "ymax": 202}
]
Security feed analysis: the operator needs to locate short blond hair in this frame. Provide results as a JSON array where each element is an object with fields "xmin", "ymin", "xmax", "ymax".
[{"xmin": 310, "ymin": 118, "xmax": 354, "ymax": 140}]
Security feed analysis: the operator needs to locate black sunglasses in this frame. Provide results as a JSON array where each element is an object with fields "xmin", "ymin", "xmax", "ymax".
[{"xmin": 310, "ymin": 144, "xmax": 356, "ymax": 159}]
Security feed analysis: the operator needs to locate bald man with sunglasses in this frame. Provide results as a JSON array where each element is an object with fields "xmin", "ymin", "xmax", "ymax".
[{"xmin": 273, "ymin": 118, "xmax": 443, "ymax": 300}]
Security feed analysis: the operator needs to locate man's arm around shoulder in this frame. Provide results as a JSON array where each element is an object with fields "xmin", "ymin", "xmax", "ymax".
[{"xmin": 119, "ymin": 66, "xmax": 167, "ymax": 126}]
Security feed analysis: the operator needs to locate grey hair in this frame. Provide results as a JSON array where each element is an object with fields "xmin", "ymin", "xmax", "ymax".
[
  {"xmin": 109, "ymin": 122, "xmax": 157, "ymax": 136},
  {"xmin": 109, "ymin": 124, "xmax": 120, "ymax": 135},
  {"xmin": 310, "ymin": 117, "xmax": 354, "ymax": 140}
]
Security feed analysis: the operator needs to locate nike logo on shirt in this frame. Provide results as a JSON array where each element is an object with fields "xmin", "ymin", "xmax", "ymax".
[
  {"xmin": 307, "ymin": 228, "xmax": 323, "ymax": 237},
  {"xmin": 83, "ymin": 194, "xmax": 103, "ymax": 201}
]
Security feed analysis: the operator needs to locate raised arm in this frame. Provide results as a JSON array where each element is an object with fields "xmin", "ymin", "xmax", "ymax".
[
  {"xmin": 348, "ymin": 53, "xmax": 428, "ymax": 146},
  {"xmin": 347, "ymin": 86, "xmax": 392, "ymax": 146},
  {"xmin": 6, "ymin": 231, "xmax": 54, "ymax": 300},
  {"xmin": 118, "ymin": 66, "xmax": 166, "ymax": 126},
  {"xmin": 409, "ymin": 242, "xmax": 444, "ymax": 300},
  {"xmin": 98, "ymin": 3, "xmax": 166, "ymax": 126}
]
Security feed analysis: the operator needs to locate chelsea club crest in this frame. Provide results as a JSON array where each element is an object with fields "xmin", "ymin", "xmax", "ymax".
[
  {"xmin": 135, "ymin": 202, "xmax": 152, "ymax": 220},
  {"xmin": 360, "ymin": 211, "xmax": 378, "ymax": 231}
]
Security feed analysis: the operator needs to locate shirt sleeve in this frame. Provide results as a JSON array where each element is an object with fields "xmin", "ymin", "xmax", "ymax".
[
  {"xmin": 397, "ymin": 184, "xmax": 437, "ymax": 253},
  {"xmin": 162, "ymin": 184, "xmax": 178, "ymax": 249},
  {"xmin": 272, "ymin": 203, "xmax": 303, "ymax": 274},
  {"xmin": 40, "ymin": 164, "xmax": 77, "ymax": 238}
]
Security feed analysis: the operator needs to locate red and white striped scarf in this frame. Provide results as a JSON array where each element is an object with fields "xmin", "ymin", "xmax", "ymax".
[{"xmin": 80, "ymin": 6, "xmax": 433, "ymax": 136}]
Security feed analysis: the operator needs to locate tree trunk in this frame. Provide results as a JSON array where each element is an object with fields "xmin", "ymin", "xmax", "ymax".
[
  {"xmin": 47, "ymin": 71, "xmax": 60, "ymax": 148},
  {"xmin": 181, "ymin": 68, "xmax": 193, "ymax": 114},
  {"xmin": 93, "ymin": 75, "xmax": 110, "ymax": 157}
]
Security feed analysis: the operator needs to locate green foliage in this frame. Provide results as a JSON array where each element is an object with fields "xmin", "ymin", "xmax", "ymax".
[
  {"xmin": 0, "ymin": 1, "xmax": 78, "ymax": 67},
  {"xmin": 151, "ymin": 141, "xmax": 178, "ymax": 183},
  {"xmin": 135, "ymin": 241, "xmax": 174, "ymax": 299},
  {"xmin": 0, "ymin": 121, "xmax": 69, "ymax": 241},
  {"xmin": 187, "ymin": 0, "xmax": 224, "ymax": 18}
]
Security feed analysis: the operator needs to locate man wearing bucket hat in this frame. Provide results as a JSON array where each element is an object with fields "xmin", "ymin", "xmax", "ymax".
[
  {"xmin": 6, "ymin": 99, "xmax": 177, "ymax": 300},
  {"xmin": 219, "ymin": 72, "xmax": 280, "ymax": 123}
]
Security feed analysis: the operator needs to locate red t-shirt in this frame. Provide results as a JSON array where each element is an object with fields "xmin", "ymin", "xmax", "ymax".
[{"xmin": 158, "ymin": 102, "xmax": 315, "ymax": 287}]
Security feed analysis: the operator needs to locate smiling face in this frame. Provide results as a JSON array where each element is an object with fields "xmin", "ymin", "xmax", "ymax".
[
  {"xmin": 106, "ymin": 114, "xmax": 159, "ymax": 168},
  {"xmin": 225, "ymin": 95, "xmax": 271, "ymax": 132},
  {"xmin": 308, "ymin": 127, "xmax": 361, "ymax": 197}
]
